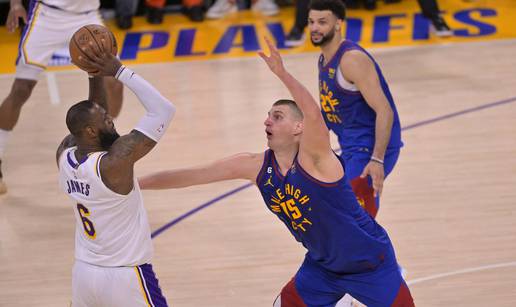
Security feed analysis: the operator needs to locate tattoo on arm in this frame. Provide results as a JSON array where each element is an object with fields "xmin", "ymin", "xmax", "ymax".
[
  {"xmin": 108, "ymin": 130, "xmax": 156, "ymax": 165},
  {"xmin": 56, "ymin": 134, "xmax": 76, "ymax": 166},
  {"xmin": 100, "ymin": 130, "xmax": 156, "ymax": 194}
]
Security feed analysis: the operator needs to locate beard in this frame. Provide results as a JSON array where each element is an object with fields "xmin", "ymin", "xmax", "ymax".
[
  {"xmin": 310, "ymin": 28, "xmax": 336, "ymax": 47},
  {"xmin": 99, "ymin": 129, "xmax": 120, "ymax": 149}
]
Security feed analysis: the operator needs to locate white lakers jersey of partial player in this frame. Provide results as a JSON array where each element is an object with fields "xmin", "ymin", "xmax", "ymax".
[
  {"xmin": 58, "ymin": 147, "xmax": 153, "ymax": 267},
  {"xmin": 41, "ymin": 0, "xmax": 100, "ymax": 13}
]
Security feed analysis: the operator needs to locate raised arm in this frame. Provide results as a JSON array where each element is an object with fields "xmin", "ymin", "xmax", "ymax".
[
  {"xmin": 81, "ymin": 42, "xmax": 176, "ymax": 194},
  {"xmin": 88, "ymin": 75, "xmax": 108, "ymax": 112},
  {"xmin": 139, "ymin": 152, "xmax": 264, "ymax": 190},
  {"xmin": 259, "ymin": 38, "xmax": 332, "ymax": 159},
  {"xmin": 259, "ymin": 38, "xmax": 341, "ymax": 180}
]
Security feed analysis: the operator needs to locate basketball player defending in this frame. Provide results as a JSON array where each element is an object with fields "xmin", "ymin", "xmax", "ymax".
[
  {"xmin": 0, "ymin": 0, "xmax": 123, "ymax": 194},
  {"xmin": 139, "ymin": 38, "xmax": 414, "ymax": 306},
  {"xmin": 57, "ymin": 45, "xmax": 175, "ymax": 306},
  {"xmin": 310, "ymin": 0, "xmax": 403, "ymax": 218}
]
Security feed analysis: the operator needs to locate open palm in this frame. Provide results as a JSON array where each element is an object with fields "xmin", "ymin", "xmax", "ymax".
[{"xmin": 258, "ymin": 37, "xmax": 285, "ymax": 76}]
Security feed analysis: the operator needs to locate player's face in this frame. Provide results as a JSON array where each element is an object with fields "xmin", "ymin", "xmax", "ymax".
[
  {"xmin": 263, "ymin": 105, "xmax": 302, "ymax": 150},
  {"xmin": 308, "ymin": 10, "xmax": 340, "ymax": 47},
  {"xmin": 92, "ymin": 104, "xmax": 120, "ymax": 149}
]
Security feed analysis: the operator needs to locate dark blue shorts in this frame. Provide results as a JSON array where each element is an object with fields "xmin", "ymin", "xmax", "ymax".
[{"xmin": 290, "ymin": 253, "xmax": 413, "ymax": 307}]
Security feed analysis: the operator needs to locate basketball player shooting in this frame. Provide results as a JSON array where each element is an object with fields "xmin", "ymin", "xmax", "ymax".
[{"xmin": 56, "ymin": 33, "xmax": 175, "ymax": 307}]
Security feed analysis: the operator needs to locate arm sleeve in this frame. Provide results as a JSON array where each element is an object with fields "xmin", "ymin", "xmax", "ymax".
[{"xmin": 116, "ymin": 66, "xmax": 176, "ymax": 142}]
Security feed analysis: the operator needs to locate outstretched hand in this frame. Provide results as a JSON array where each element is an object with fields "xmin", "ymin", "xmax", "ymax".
[
  {"xmin": 258, "ymin": 37, "xmax": 286, "ymax": 76},
  {"xmin": 78, "ymin": 41, "xmax": 122, "ymax": 77}
]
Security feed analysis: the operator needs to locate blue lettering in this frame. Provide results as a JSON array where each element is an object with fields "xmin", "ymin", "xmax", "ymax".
[
  {"xmin": 453, "ymin": 8, "xmax": 496, "ymax": 37},
  {"xmin": 85, "ymin": 184, "xmax": 90, "ymax": 196},
  {"xmin": 266, "ymin": 23, "xmax": 290, "ymax": 49},
  {"xmin": 345, "ymin": 18, "xmax": 363, "ymax": 42},
  {"xmin": 213, "ymin": 25, "xmax": 260, "ymax": 54},
  {"xmin": 120, "ymin": 31, "xmax": 169, "ymax": 60},
  {"xmin": 67, "ymin": 181, "xmax": 71, "ymax": 194},
  {"xmin": 412, "ymin": 13, "xmax": 431, "ymax": 40},
  {"xmin": 373, "ymin": 14, "xmax": 406, "ymax": 43},
  {"xmin": 73, "ymin": 181, "xmax": 81, "ymax": 194},
  {"xmin": 175, "ymin": 29, "xmax": 207, "ymax": 56}
]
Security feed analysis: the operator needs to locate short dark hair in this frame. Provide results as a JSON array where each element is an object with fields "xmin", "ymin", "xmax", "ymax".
[
  {"xmin": 65, "ymin": 100, "xmax": 96, "ymax": 137},
  {"xmin": 309, "ymin": 0, "xmax": 346, "ymax": 20},
  {"xmin": 273, "ymin": 99, "xmax": 304, "ymax": 120}
]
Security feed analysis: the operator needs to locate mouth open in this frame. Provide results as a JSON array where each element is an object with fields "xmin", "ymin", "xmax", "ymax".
[{"xmin": 266, "ymin": 130, "xmax": 272, "ymax": 138}]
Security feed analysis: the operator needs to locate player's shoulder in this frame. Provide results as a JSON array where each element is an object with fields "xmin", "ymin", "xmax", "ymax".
[{"xmin": 56, "ymin": 134, "xmax": 77, "ymax": 167}]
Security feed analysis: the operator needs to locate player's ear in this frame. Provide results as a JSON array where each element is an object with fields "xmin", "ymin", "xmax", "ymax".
[
  {"xmin": 294, "ymin": 121, "xmax": 304, "ymax": 135},
  {"xmin": 85, "ymin": 126, "xmax": 97, "ymax": 138}
]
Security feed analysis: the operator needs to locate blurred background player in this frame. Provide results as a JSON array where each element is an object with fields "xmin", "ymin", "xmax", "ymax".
[
  {"xmin": 309, "ymin": 0, "xmax": 402, "ymax": 218},
  {"xmin": 285, "ymin": 0, "xmax": 452, "ymax": 46},
  {"xmin": 0, "ymin": 0, "xmax": 124, "ymax": 194}
]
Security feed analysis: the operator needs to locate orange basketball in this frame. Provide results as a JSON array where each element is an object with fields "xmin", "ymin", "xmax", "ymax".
[{"xmin": 69, "ymin": 24, "xmax": 118, "ymax": 74}]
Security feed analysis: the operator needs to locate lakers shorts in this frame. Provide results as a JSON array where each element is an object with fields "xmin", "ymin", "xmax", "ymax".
[
  {"xmin": 72, "ymin": 260, "xmax": 168, "ymax": 307},
  {"xmin": 15, "ymin": 1, "xmax": 103, "ymax": 80}
]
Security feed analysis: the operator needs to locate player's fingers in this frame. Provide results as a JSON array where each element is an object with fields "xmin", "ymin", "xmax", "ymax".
[
  {"xmin": 264, "ymin": 36, "xmax": 275, "ymax": 53},
  {"xmin": 21, "ymin": 11, "xmax": 27, "ymax": 23},
  {"xmin": 78, "ymin": 55, "xmax": 101, "ymax": 70},
  {"xmin": 87, "ymin": 41, "xmax": 103, "ymax": 59},
  {"xmin": 360, "ymin": 168, "xmax": 368, "ymax": 178},
  {"xmin": 10, "ymin": 16, "xmax": 19, "ymax": 32},
  {"xmin": 6, "ymin": 16, "xmax": 14, "ymax": 32},
  {"xmin": 258, "ymin": 51, "xmax": 267, "ymax": 60}
]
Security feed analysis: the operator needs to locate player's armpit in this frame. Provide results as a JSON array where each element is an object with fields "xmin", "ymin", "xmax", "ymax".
[{"xmin": 56, "ymin": 134, "xmax": 77, "ymax": 167}]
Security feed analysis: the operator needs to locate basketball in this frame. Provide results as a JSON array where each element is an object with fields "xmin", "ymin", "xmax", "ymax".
[{"xmin": 69, "ymin": 24, "xmax": 118, "ymax": 73}]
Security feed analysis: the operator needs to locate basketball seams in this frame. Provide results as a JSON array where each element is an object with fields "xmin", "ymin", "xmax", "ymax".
[
  {"xmin": 72, "ymin": 34, "xmax": 98, "ymax": 73},
  {"xmin": 69, "ymin": 25, "xmax": 116, "ymax": 73},
  {"xmin": 84, "ymin": 26, "xmax": 106, "ymax": 54}
]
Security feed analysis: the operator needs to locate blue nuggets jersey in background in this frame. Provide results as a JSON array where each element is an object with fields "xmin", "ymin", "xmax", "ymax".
[
  {"xmin": 318, "ymin": 40, "xmax": 403, "ymax": 152},
  {"xmin": 256, "ymin": 150, "xmax": 394, "ymax": 274}
]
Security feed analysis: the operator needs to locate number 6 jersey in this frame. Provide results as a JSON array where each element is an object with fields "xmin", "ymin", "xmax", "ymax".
[{"xmin": 58, "ymin": 147, "xmax": 153, "ymax": 267}]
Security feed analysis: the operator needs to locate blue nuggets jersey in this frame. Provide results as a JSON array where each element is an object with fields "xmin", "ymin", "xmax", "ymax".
[
  {"xmin": 256, "ymin": 150, "xmax": 394, "ymax": 274},
  {"xmin": 318, "ymin": 40, "xmax": 403, "ymax": 152}
]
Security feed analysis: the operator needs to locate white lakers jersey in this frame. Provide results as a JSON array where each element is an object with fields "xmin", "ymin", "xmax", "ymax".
[
  {"xmin": 58, "ymin": 147, "xmax": 153, "ymax": 267},
  {"xmin": 41, "ymin": 0, "xmax": 100, "ymax": 13}
]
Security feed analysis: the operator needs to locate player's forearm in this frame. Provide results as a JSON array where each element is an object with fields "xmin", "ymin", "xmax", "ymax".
[
  {"xmin": 372, "ymin": 106, "xmax": 393, "ymax": 160},
  {"xmin": 115, "ymin": 66, "xmax": 176, "ymax": 142},
  {"xmin": 88, "ymin": 76, "xmax": 108, "ymax": 111},
  {"xmin": 276, "ymin": 70, "xmax": 321, "ymax": 120},
  {"xmin": 139, "ymin": 167, "xmax": 231, "ymax": 190}
]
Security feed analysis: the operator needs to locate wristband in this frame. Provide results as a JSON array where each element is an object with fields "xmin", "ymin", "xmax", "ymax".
[{"xmin": 370, "ymin": 156, "xmax": 384, "ymax": 164}]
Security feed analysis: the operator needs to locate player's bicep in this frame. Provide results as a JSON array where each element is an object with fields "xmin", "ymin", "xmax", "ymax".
[
  {"xmin": 341, "ymin": 52, "xmax": 388, "ymax": 112},
  {"xmin": 212, "ymin": 152, "xmax": 263, "ymax": 182},
  {"xmin": 56, "ymin": 134, "xmax": 76, "ymax": 167},
  {"xmin": 105, "ymin": 130, "xmax": 157, "ymax": 169}
]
